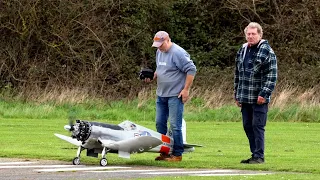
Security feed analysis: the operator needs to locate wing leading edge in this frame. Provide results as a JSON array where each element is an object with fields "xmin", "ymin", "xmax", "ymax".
[
  {"xmin": 183, "ymin": 143, "xmax": 203, "ymax": 148},
  {"xmin": 54, "ymin": 133, "xmax": 82, "ymax": 146}
]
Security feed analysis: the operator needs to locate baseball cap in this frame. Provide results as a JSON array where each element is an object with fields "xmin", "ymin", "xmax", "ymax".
[{"xmin": 152, "ymin": 31, "xmax": 169, "ymax": 47}]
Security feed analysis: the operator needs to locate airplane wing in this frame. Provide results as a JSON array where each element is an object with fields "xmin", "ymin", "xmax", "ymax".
[
  {"xmin": 99, "ymin": 136, "xmax": 162, "ymax": 158},
  {"xmin": 184, "ymin": 143, "xmax": 203, "ymax": 148},
  {"xmin": 54, "ymin": 133, "xmax": 82, "ymax": 146}
]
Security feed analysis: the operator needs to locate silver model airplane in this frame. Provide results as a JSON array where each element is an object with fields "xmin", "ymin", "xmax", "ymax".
[{"xmin": 55, "ymin": 119, "xmax": 202, "ymax": 166}]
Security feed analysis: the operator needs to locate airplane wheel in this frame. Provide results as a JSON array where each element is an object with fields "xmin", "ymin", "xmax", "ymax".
[
  {"xmin": 100, "ymin": 158, "xmax": 108, "ymax": 166},
  {"xmin": 73, "ymin": 157, "xmax": 80, "ymax": 165}
]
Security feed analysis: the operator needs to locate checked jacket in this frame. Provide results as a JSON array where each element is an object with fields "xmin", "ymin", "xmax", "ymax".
[{"xmin": 234, "ymin": 40, "xmax": 277, "ymax": 104}]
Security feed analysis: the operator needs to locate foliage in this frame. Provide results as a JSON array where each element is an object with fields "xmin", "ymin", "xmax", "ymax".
[{"xmin": 0, "ymin": 0, "xmax": 319, "ymax": 99}]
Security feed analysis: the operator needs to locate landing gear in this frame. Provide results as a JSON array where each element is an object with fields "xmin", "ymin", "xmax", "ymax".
[
  {"xmin": 72, "ymin": 146, "xmax": 83, "ymax": 165},
  {"xmin": 71, "ymin": 146, "xmax": 110, "ymax": 166},
  {"xmin": 73, "ymin": 157, "xmax": 80, "ymax": 165},
  {"xmin": 100, "ymin": 158, "xmax": 108, "ymax": 166},
  {"xmin": 100, "ymin": 147, "xmax": 108, "ymax": 166}
]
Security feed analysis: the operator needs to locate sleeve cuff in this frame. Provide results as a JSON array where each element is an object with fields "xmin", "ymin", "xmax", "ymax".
[{"xmin": 259, "ymin": 91, "xmax": 267, "ymax": 98}]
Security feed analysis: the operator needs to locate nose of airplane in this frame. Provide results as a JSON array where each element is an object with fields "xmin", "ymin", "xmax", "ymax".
[{"xmin": 72, "ymin": 120, "xmax": 91, "ymax": 142}]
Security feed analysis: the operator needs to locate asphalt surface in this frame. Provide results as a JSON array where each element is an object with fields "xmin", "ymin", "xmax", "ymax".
[{"xmin": 0, "ymin": 158, "xmax": 272, "ymax": 180}]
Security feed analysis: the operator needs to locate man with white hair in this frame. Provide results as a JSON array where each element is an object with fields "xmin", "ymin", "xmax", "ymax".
[{"xmin": 234, "ymin": 22, "xmax": 278, "ymax": 164}]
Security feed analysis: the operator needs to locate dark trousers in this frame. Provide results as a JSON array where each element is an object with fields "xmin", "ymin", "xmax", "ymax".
[{"xmin": 241, "ymin": 103, "xmax": 268, "ymax": 158}]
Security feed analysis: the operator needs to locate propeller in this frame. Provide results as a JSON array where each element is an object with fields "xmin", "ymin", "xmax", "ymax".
[
  {"xmin": 64, "ymin": 118, "xmax": 74, "ymax": 131},
  {"xmin": 65, "ymin": 107, "xmax": 77, "ymax": 131},
  {"xmin": 65, "ymin": 107, "xmax": 91, "ymax": 142}
]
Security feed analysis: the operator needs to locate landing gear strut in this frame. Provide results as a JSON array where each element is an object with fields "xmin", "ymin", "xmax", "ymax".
[
  {"xmin": 100, "ymin": 147, "xmax": 108, "ymax": 166},
  {"xmin": 72, "ymin": 146, "xmax": 83, "ymax": 165}
]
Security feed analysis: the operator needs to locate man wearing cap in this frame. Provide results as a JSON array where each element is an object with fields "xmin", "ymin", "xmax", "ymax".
[{"xmin": 148, "ymin": 31, "xmax": 197, "ymax": 162}]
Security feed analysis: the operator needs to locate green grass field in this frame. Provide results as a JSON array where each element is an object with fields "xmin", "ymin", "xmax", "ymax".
[
  {"xmin": 1, "ymin": 117, "xmax": 320, "ymax": 179},
  {"xmin": 1, "ymin": 98, "xmax": 320, "ymax": 179}
]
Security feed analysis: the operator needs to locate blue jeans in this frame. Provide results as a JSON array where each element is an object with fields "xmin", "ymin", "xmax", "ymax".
[
  {"xmin": 156, "ymin": 96, "xmax": 184, "ymax": 156},
  {"xmin": 241, "ymin": 103, "xmax": 268, "ymax": 158}
]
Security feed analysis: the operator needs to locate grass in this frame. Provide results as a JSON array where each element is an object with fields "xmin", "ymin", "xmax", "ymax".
[
  {"xmin": 1, "ymin": 94, "xmax": 320, "ymax": 179},
  {"xmin": 148, "ymin": 173, "xmax": 320, "ymax": 180},
  {"xmin": 1, "ymin": 98, "xmax": 320, "ymax": 122},
  {"xmin": 1, "ymin": 117, "xmax": 320, "ymax": 179}
]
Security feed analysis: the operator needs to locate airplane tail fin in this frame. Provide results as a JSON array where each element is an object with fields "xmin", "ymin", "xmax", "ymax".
[
  {"xmin": 182, "ymin": 118, "xmax": 187, "ymax": 144},
  {"xmin": 167, "ymin": 119, "xmax": 203, "ymax": 149},
  {"xmin": 166, "ymin": 118, "xmax": 187, "ymax": 144}
]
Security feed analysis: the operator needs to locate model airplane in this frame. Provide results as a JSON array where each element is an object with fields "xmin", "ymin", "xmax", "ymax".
[{"xmin": 55, "ymin": 119, "xmax": 202, "ymax": 166}]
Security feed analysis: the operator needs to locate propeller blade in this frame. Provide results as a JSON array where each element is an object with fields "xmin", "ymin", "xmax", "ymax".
[
  {"xmin": 67, "ymin": 119, "xmax": 74, "ymax": 131},
  {"xmin": 67, "ymin": 106, "xmax": 78, "ymax": 132},
  {"xmin": 64, "ymin": 125, "xmax": 72, "ymax": 131}
]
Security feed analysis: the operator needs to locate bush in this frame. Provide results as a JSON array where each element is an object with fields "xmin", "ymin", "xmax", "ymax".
[{"xmin": 0, "ymin": 0, "xmax": 319, "ymax": 100}]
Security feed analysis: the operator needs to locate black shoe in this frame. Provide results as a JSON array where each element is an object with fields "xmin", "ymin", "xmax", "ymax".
[
  {"xmin": 248, "ymin": 157, "xmax": 265, "ymax": 164},
  {"xmin": 240, "ymin": 157, "xmax": 253, "ymax": 164}
]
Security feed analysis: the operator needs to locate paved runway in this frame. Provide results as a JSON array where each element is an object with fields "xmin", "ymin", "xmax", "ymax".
[{"xmin": 0, "ymin": 158, "xmax": 272, "ymax": 180}]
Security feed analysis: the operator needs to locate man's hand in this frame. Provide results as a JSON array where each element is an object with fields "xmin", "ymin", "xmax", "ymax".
[
  {"xmin": 144, "ymin": 78, "xmax": 152, "ymax": 83},
  {"xmin": 235, "ymin": 100, "xmax": 242, "ymax": 107},
  {"xmin": 143, "ymin": 72, "xmax": 157, "ymax": 83},
  {"xmin": 178, "ymin": 89, "xmax": 189, "ymax": 103},
  {"xmin": 257, "ymin": 96, "xmax": 266, "ymax": 104},
  {"xmin": 179, "ymin": 74, "xmax": 194, "ymax": 103}
]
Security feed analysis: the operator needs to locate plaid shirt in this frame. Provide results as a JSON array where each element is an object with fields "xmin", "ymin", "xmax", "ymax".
[{"xmin": 234, "ymin": 40, "xmax": 277, "ymax": 104}]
